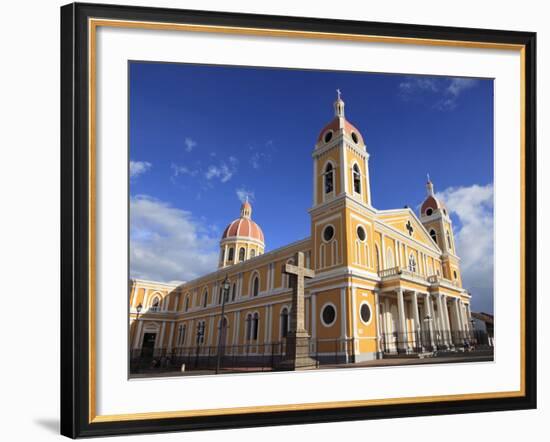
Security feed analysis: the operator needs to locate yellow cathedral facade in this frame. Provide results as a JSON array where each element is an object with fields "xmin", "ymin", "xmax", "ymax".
[{"xmin": 129, "ymin": 92, "xmax": 474, "ymax": 368}]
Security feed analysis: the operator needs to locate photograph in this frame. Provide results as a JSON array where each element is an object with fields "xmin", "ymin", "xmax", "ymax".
[{"xmin": 128, "ymin": 62, "xmax": 495, "ymax": 377}]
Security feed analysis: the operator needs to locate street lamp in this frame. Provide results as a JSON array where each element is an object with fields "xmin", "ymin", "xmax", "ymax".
[{"xmin": 215, "ymin": 275, "xmax": 231, "ymax": 374}]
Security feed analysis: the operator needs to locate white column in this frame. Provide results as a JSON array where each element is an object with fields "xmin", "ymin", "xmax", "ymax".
[
  {"xmin": 411, "ymin": 291, "xmax": 420, "ymax": 349},
  {"xmin": 425, "ymin": 294, "xmax": 436, "ymax": 349},
  {"xmin": 436, "ymin": 294, "xmax": 449, "ymax": 348},
  {"xmin": 442, "ymin": 295, "xmax": 453, "ymax": 347},
  {"xmin": 396, "ymin": 289, "xmax": 407, "ymax": 352}
]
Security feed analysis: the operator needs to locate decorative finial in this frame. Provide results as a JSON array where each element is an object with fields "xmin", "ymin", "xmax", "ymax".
[
  {"xmin": 334, "ymin": 89, "xmax": 345, "ymax": 118},
  {"xmin": 426, "ymin": 174, "xmax": 434, "ymax": 196}
]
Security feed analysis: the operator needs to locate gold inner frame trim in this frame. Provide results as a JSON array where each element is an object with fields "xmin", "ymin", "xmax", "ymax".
[{"xmin": 88, "ymin": 17, "xmax": 527, "ymax": 424}]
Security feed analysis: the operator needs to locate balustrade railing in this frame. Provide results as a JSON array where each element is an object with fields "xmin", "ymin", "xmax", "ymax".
[{"xmin": 378, "ymin": 268, "xmax": 460, "ymax": 287}]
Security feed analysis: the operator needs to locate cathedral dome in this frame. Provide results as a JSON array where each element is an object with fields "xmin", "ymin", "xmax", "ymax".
[
  {"xmin": 316, "ymin": 90, "xmax": 365, "ymax": 148},
  {"xmin": 221, "ymin": 201, "xmax": 265, "ymax": 244}
]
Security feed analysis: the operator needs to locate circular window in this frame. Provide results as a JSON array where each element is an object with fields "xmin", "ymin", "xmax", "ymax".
[
  {"xmin": 426, "ymin": 208, "xmax": 433, "ymax": 216},
  {"xmin": 360, "ymin": 302, "xmax": 372, "ymax": 324},
  {"xmin": 324, "ymin": 131, "xmax": 333, "ymax": 143},
  {"xmin": 351, "ymin": 132, "xmax": 358, "ymax": 143},
  {"xmin": 323, "ymin": 225, "xmax": 335, "ymax": 242},
  {"xmin": 357, "ymin": 225, "xmax": 366, "ymax": 241},
  {"xmin": 321, "ymin": 304, "xmax": 336, "ymax": 326}
]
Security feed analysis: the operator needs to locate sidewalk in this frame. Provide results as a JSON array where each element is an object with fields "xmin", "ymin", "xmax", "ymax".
[{"xmin": 131, "ymin": 352, "xmax": 493, "ymax": 378}]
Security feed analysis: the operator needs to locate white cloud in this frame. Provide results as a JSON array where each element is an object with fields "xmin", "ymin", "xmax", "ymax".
[
  {"xmin": 130, "ymin": 195, "xmax": 219, "ymax": 283},
  {"xmin": 399, "ymin": 76, "xmax": 479, "ymax": 110},
  {"xmin": 184, "ymin": 137, "xmax": 197, "ymax": 152},
  {"xmin": 205, "ymin": 157, "xmax": 238, "ymax": 183},
  {"xmin": 171, "ymin": 163, "xmax": 198, "ymax": 177},
  {"xmin": 447, "ymin": 78, "xmax": 478, "ymax": 97},
  {"xmin": 129, "ymin": 161, "xmax": 152, "ymax": 178},
  {"xmin": 399, "ymin": 77, "xmax": 439, "ymax": 94},
  {"xmin": 437, "ymin": 184, "xmax": 494, "ymax": 313},
  {"xmin": 236, "ymin": 187, "xmax": 255, "ymax": 203}
]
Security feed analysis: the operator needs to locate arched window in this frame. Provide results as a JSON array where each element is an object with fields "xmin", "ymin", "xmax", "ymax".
[
  {"xmin": 252, "ymin": 275, "xmax": 259, "ymax": 297},
  {"xmin": 184, "ymin": 295, "xmax": 190, "ymax": 312},
  {"xmin": 150, "ymin": 296, "xmax": 161, "ymax": 312},
  {"xmin": 386, "ymin": 247, "xmax": 394, "ymax": 268},
  {"xmin": 324, "ymin": 163, "xmax": 334, "ymax": 194},
  {"xmin": 446, "ymin": 230, "xmax": 452, "ymax": 249},
  {"xmin": 245, "ymin": 314, "xmax": 252, "ymax": 341},
  {"xmin": 202, "ymin": 290, "xmax": 208, "ymax": 308},
  {"xmin": 252, "ymin": 313, "xmax": 259, "ymax": 340},
  {"xmin": 353, "ymin": 164, "xmax": 361, "ymax": 194},
  {"xmin": 430, "ymin": 229, "xmax": 437, "ymax": 244},
  {"xmin": 239, "ymin": 247, "xmax": 245, "ymax": 262},
  {"xmin": 280, "ymin": 308, "xmax": 289, "ymax": 338},
  {"xmin": 250, "ymin": 249, "xmax": 256, "ymax": 258},
  {"xmin": 408, "ymin": 253, "xmax": 417, "ymax": 273},
  {"xmin": 227, "ymin": 247, "xmax": 234, "ymax": 262},
  {"xmin": 231, "ymin": 283, "xmax": 236, "ymax": 302}
]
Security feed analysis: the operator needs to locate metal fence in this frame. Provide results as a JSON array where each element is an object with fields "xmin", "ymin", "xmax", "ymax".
[
  {"xmin": 380, "ymin": 329, "xmax": 492, "ymax": 354},
  {"xmin": 130, "ymin": 338, "xmax": 354, "ymax": 374},
  {"xmin": 130, "ymin": 331, "xmax": 493, "ymax": 375}
]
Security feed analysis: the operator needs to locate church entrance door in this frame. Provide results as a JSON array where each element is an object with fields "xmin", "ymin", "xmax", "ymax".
[{"xmin": 141, "ymin": 332, "xmax": 156, "ymax": 359}]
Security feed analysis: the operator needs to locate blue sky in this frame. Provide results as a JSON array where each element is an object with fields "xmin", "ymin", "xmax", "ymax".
[{"xmin": 129, "ymin": 61, "xmax": 494, "ymax": 313}]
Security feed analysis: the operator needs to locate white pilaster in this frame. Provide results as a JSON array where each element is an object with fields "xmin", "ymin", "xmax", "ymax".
[
  {"xmin": 158, "ymin": 322, "xmax": 166, "ymax": 349},
  {"xmin": 374, "ymin": 290, "xmax": 381, "ymax": 354},
  {"xmin": 167, "ymin": 322, "xmax": 175, "ymax": 351},
  {"xmin": 133, "ymin": 320, "xmax": 143, "ymax": 349},
  {"xmin": 311, "ymin": 292, "xmax": 317, "ymax": 338}
]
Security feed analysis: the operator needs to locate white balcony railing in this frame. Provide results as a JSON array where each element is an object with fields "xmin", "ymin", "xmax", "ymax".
[{"xmin": 378, "ymin": 268, "xmax": 460, "ymax": 288}]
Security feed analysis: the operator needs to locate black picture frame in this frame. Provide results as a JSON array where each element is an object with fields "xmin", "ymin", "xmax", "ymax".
[{"xmin": 61, "ymin": 2, "xmax": 537, "ymax": 438}]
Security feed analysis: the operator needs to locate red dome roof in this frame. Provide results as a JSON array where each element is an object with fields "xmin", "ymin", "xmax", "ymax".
[
  {"xmin": 221, "ymin": 218, "xmax": 264, "ymax": 243},
  {"xmin": 317, "ymin": 117, "xmax": 364, "ymax": 146},
  {"xmin": 421, "ymin": 184, "xmax": 447, "ymax": 216}
]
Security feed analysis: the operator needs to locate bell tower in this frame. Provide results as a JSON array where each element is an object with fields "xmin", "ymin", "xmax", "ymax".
[
  {"xmin": 312, "ymin": 90, "xmax": 372, "ymax": 208},
  {"xmin": 420, "ymin": 176, "xmax": 462, "ymax": 284},
  {"xmin": 310, "ymin": 91, "xmax": 376, "ymax": 273}
]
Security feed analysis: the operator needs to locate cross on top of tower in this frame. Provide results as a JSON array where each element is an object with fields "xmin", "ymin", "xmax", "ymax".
[{"xmin": 334, "ymin": 89, "xmax": 345, "ymax": 118}]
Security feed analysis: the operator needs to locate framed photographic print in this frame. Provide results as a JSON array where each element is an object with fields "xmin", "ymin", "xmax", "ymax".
[{"xmin": 60, "ymin": 2, "xmax": 537, "ymax": 438}]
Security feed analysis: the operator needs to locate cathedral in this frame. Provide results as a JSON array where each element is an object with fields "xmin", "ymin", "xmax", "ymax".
[{"xmin": 129, "ymin": 92, "xmax": 474, "ymax": 369}]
